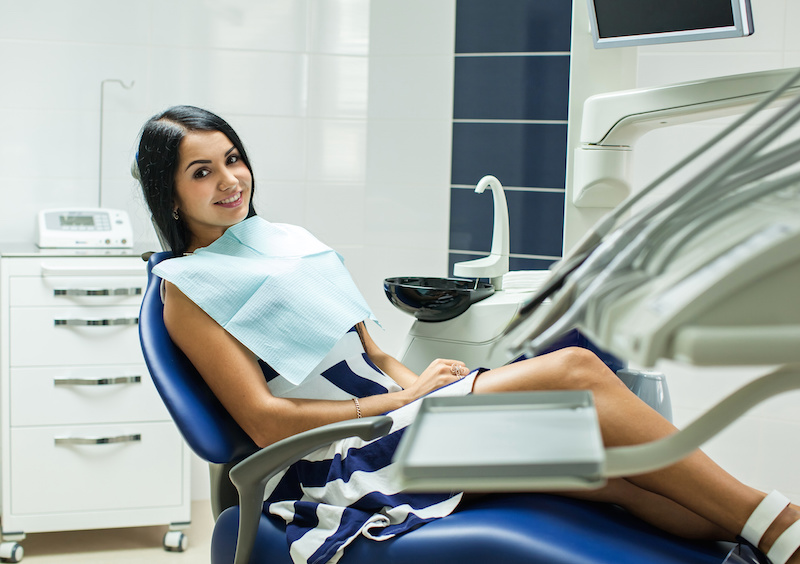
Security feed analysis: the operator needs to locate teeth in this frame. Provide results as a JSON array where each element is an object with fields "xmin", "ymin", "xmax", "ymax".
[{"xmin": 218, "ymin": 193, "xmax": 240, "ymax": 205}]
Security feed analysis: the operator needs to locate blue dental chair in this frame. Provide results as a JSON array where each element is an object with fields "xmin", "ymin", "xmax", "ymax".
[{"xmin": 139, "ymin": 250, "xmax": 737, "ymax": 564}]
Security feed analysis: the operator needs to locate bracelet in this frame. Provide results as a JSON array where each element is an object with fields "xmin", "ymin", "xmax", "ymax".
[{"xmin": 353, "ymin": 397, "xmax": 362, "ymax": 419}]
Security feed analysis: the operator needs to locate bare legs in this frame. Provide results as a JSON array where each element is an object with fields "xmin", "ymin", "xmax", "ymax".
[{"xmin": 472, "ymin": 348, "xmax": 800, "ymax": 561}]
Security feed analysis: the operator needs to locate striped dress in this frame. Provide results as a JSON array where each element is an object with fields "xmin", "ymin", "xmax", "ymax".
[{"xmin": 259, "ymin": 326, "xmax": 479, "ymax": 564}]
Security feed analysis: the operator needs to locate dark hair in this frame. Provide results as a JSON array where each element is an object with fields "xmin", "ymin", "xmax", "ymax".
[{"xmin": 134, "ymin": 105, "xmax": 256, "ymax": 254}]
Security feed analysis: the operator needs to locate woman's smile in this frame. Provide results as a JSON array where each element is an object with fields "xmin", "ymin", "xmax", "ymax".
[{"xmin": 216, "ymin": 192, "xmax": 243, "ymax": 207}]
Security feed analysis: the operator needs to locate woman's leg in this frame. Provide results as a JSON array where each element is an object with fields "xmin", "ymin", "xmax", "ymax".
[{"xmin": 472, "ymin": 347, "xmax": 800, "ymax": 560}]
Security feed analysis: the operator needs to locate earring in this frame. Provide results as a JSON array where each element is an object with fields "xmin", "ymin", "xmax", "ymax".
[{"xmin": 172, "ymin": 209, "xmax": 179, "ymax": 221}]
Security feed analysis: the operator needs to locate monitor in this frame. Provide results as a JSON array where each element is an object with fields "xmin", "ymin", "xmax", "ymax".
[{"xmin": 587, "ymin": 0, "xmax": 754, "ymax": 49}]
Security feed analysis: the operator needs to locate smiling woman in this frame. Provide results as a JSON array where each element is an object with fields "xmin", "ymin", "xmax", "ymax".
[
  {"xmin": 135, "ymin": 106, "xmax": 258, "ymax": 255},
  {"xmin": 131, "ymin": 106, "xmax": 800, "ymax": 564}
]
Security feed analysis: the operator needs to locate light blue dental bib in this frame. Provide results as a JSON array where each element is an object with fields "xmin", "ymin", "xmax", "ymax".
[{"xmin": 153, "ymin": 216, "xmax": 378, "ymax": 385}]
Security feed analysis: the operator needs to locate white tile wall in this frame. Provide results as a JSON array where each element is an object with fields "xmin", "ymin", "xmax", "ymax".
[
  {"xmin": 629, "ymin": 0, "xmax": 800, "ymax": 502},
  {"xmin": 0, "ymin": 0, "xmax": 456, "ymax": 499}
]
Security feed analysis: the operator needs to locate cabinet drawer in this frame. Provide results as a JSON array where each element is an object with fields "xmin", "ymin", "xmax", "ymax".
[
  {"xmin": 10, "ymin": 365, "xmax": 168, "ymax": 427},
  {"xmin": 10, "ymin": 422, "xmax": 184, "ymax": 515},
  {"xmin": 10, "ymin": 275, "xmax": 145, "ymax": 307},
  {"xmin": 10, "ymin": 306, "xmax": 141, "ymax": 367}
]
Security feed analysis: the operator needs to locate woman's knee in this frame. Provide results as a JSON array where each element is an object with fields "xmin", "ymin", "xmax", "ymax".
[{"xmin": 545, "ymin": 346, "xmax": 620, "ymax": 391}]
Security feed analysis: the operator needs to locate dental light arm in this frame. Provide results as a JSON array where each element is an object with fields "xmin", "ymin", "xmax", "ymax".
[{"xmin": 574, "ymin": 67, "xmax": 800, "ymax": 207}]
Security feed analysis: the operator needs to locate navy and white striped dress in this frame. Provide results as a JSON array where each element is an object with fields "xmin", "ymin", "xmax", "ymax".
[{"xmin": 259, "ymin": 326, "xmax": 479, "ymax": 564}]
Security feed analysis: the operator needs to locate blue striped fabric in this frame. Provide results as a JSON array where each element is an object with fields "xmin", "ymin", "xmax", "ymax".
[{"xmin": 260, "ymin": 328, "xmax": 476, "ymax": 564}]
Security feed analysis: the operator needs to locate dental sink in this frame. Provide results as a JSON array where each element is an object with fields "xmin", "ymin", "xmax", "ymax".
[{"xmin": 383, "ymin": 277, "xmax": 495, "ymax": 322}]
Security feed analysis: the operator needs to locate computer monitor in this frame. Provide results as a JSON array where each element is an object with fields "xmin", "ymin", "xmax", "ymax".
[{"xmin": 587, "ymin": 0, "xmax": 754, "ymax": 49}]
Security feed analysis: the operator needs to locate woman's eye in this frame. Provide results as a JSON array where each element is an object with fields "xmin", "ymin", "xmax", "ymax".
[
  {"xmin": 193, "ymin": 168, "xmax": 210, "ymax": 179},
  {"xmin": 227, "ymin": 154, "xmax": 240, "ymax": 165}
]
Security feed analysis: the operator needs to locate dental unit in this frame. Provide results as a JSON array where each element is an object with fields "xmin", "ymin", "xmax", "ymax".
[{"xmin": 392, "ymin": 67, "xmax": 800, "ymax": 502}]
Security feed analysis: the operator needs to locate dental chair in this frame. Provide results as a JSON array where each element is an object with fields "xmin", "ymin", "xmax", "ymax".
[{"xmin": 139, "ymin": 250, "xmax": 739, "ymax": 564}]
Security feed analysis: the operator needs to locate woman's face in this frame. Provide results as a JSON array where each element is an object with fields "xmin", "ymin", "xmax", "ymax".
[{"xmin": 173, "ymin": 130, "xmax": 253, "ymax": 250}]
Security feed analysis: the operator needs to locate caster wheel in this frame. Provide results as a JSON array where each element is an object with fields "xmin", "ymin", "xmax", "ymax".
[
  {"xmin": 163, "ymin": 530, "xmax": 188, "ymax": 552},
  {"xmin": 0, "ymin": 542, "xmax": 23, "ymax": 563}
]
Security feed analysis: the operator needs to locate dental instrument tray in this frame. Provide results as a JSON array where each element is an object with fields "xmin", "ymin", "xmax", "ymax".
[{"xmin": 393, "ymin": 390, "xmax": 606, "ymax": 492}]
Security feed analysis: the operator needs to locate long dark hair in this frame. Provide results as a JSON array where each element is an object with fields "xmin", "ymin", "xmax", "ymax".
[{"xmin": 133, "ymin": 105, "xmax": 257, "ymax": 254}]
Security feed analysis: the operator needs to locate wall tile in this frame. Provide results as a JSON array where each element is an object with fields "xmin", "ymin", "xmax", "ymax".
[
  {"xmin": 451, "ymin": 122, "xmax": 568, "ymax": 188},
  {"xmin": 305, "ymin": 119, "xmax": 367, "ymax": 183},
  {"xmin": 449, "ymin": 188, "xmax": 564, "ymax": 257},
  {"xmin": 0, "ymin": 0, "xmax": 151, "ymax": 44},
  {"xmin": 368, "ymin": 55, "xmax": 455, "ymax": 120},
  {"xmin": 230, "ymin": 116, "xmax": 307, "ymax": 183},
  {"xmin": 365, "ymin": 119, "xmax": 453, "ymax": 185},
  {"xmin": 636, "ymin": 51, "xmax": 785, "ymax": 87},
  {"xmin": 369, "ymin": 0, "xmax": 456, "ymax": 56},
  {"xmin": 147, "ymin": 48, "xmax": 307, "ymax": 117},
  {"xmin": 151, "ymin": 0, "xmax": 309, "ymax": 52},
  {"xmin": 0, "ymin": 42, "xmax": 145, "ymax": 111},
  {"xmin": 454, "ymin": 55, "xmax": 570, "ymax": 120},
  {"xmin": 309, "ymin": 0, "xmax": 370, "ymax": 55},
  {"xmin": 455, "ymin": 0, "xmax": 571, "ymax": 53},
  {"xmin": 307, "ymin": 55, "xmax": 369, "ymax": 119},
  {"xmin": 364, "ymin": 180, "xmax": 450, "ymax": 252},
  {"xmin": 304, "ymin": 182, "xmax": 367, "ymax": 247}
]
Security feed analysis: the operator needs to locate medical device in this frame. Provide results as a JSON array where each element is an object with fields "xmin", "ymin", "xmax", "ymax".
[
  {"xmin": 587, "ymin": 0, "xmax": 753, "ymax": 50},
  {"xmin": 394, "ymin": 68, "xmax": 800, "ymax": 495},
  {"xmin": 36, "ymin": 208, "xmax": 133, "ymax": 249}
]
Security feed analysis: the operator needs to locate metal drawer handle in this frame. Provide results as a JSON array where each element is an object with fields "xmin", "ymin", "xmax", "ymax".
[
  {"xmin": 54, "ymin": 317, "xmax": 139, "ymax": 326},
  {"xmin": 54, "ymin": 288, "xmax": 143, "ymax": 297},
  {"xmin": 54, "ymin": 375, "xmax": 141, "ymax": 386},
  {"xmin": 55, "ymin": 434, "xmax": 142, "ymax": 446}
]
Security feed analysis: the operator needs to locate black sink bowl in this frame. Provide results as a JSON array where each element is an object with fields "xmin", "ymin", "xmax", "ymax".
[{"xmin": 383, "ymin": 277, "xmax": 495, "ymax": 322}]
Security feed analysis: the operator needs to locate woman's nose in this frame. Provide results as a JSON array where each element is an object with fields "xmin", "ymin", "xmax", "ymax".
[{"xmin": 218, "ymin": 168, "xmax": 238, "ymax": 190}]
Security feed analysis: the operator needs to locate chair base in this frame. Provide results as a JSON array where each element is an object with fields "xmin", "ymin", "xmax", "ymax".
[{"xmin": 211, "ymin": 493, "xmax": 733, "ymax": 564}]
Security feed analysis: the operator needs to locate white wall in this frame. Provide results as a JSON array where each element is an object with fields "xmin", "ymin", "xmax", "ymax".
[
  {"xmin": 570, "ymin": 0, "xmax": 800, "ymax": 501},
  {"xmin": 0, "ymin": 0, "xmax": 455, "ymax": 500}
]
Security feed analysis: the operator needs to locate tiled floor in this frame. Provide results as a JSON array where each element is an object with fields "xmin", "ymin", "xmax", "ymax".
[{"xmin": 17, "ymin": 501, "xmax": 214, "ymax": 563}]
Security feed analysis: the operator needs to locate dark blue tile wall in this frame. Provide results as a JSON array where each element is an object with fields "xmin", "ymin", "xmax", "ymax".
[
  {"xmin": 455, "ymin": 0, "xmax": 572, "ymax": 53},
  {"xmin": 453, "ymin": 56, "xmax": 570, "ymax": 121},
  {"xmin": 451, "ymin": 123, "xmax": 568, "ymax": 189},
  {"xmin": 449, "ymin": 189, "xmax": 565, "ymax": 257},
  {"xmin": 449, "ymin": 1, "xmax": 572, "ymax": 275}
]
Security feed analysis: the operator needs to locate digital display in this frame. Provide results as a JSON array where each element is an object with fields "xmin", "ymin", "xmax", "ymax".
[
  {"xmin": 59, "ymin": 215, "xmax": 95, "ymax": 227},
  {"xmin": 594, "ymin": 0, "xmax": 735, "ymax": 38}
]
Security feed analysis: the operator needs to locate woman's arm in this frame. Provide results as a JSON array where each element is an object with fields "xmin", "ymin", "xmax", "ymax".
[
  {"xmin": 356, "ymin": 322, "xmax": 469, "ymax": 392},
  {"xmin": 162, "ymin": 283, "xmax": 462, "ymax": 448}
]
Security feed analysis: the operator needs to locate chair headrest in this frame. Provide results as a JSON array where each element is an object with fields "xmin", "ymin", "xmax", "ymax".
[{"xmin": 139, "ymin": 251, "xmax": 258, "ymax": 464}]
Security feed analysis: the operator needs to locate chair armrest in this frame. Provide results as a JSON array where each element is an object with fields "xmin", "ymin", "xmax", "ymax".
[{"xmin": 228, "ymin": 416, "xmax": 393, "ymax": 564}]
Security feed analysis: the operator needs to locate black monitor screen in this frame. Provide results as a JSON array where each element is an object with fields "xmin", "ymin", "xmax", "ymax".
[{"xmin": 594, "ymin": 0, "xmax": 735, "ymax": 39}]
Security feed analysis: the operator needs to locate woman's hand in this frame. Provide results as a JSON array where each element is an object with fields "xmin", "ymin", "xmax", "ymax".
[{"xmin": 404, "ymin": 358, "xmax": 470, "ymax": 401}]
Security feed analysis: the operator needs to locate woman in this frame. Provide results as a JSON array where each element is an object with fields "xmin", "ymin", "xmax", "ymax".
[{"xmin": 134, "ymin": 105, "xmax": 800, "ymax": 564}]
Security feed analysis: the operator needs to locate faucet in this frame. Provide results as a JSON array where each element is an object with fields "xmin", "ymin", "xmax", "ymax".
[{"xmin": 453, "ymin": 175, "xmax": 510, "ymax": 290}]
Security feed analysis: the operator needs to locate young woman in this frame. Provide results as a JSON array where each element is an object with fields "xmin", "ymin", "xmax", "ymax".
[{"xmin": 135, "ymin": 105, "xmax": 800, "ymax": 564}]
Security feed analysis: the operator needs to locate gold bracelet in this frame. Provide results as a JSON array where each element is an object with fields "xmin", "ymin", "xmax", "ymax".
[{"xmin": 353, "ymin": 397, "xmax": 362, "ymax": 419}]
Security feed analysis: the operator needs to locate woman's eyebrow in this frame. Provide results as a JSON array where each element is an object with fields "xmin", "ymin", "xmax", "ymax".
[{"xmin": 184, "ymin": 146, "xmax": 236, "ymax": 171}]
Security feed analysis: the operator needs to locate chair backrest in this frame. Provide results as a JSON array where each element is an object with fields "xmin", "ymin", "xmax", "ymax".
[{"xmin": 139, "ymin": 251, "xmax": 258, "ymax": 464}]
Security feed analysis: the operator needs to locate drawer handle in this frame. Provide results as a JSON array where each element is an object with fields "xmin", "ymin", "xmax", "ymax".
[
  {"xmin": 54, "ymin": 375, "xmax": 142, "ymax": 386},
  {"xmin": 55, "ymin": 434, "xmax": 142, "ymax": 446},
  {"xmin": 54, "ymin": 288, "xmax": 143, "ymax": 297},
  {"xmin": 54, "ymin": 317, "xmax": 139, "ymax": 326}
]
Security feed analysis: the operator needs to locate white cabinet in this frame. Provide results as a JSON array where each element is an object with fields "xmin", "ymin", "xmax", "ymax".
[{"xmin": 0, "ymin": 247, "xmax": 190, "ymax": 558}]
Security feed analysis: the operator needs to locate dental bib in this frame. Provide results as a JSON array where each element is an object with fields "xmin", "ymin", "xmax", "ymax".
[{"xmin": 153, "ymin": 216, "xmax": 377, "ymax": 385}]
